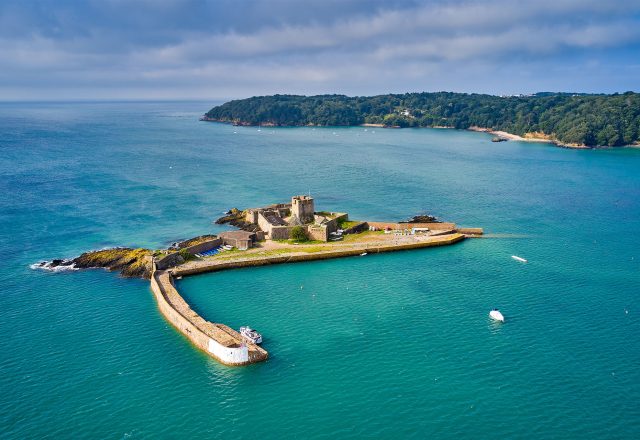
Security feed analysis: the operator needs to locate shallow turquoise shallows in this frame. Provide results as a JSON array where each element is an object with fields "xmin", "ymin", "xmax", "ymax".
[{"xmin": 1, "ymin": 102, "xmax": 639, "ymax": 439}]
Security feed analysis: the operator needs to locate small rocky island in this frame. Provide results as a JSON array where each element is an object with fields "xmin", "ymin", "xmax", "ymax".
[{"xmin": 35, "ymin": 195, "xmax": 482, "ymax": 366}]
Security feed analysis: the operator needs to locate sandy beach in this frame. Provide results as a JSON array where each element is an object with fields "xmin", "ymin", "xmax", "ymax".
[{"xmin": 468, "ymin": 126, "xmax": 590, "ymax": 149}]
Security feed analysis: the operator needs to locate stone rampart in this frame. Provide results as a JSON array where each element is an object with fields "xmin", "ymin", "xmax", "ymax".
[
  {"xmin": 256, "ymin": 211, "xmax": 273, "ymax": 235},
  {"xmin": 269, "ymin": 225, "xmax": 293, "ymax": 240},
  {"xmin": 307, "ymin": 225, "xmax": 328, "ymax": 241}
]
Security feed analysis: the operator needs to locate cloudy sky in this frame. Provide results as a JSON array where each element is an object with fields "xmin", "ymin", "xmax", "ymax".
[{"xmin": 1, "ymin": 0, "xmax": 639, "ymax": 100}]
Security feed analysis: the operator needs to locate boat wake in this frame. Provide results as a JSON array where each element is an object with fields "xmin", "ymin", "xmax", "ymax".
[{"xmin": 30, "ymin": 259, "xmax": 78, "ymax": 272}]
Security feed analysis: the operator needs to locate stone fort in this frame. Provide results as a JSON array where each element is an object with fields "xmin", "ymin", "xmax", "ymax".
[{"xmin": 245, "ymin": 195, "xmax": 348, "ymax": 241}]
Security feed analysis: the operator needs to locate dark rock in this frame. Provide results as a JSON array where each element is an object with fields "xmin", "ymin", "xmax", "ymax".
[
  {"xmin": 400, "ymin": 214, "xmax": 441, "ymax": 223},
  {"xmin": 215, "ymin": 208, "xmax": 244, "ymax": 225}
]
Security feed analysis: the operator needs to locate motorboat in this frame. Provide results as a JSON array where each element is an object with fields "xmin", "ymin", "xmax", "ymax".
[
  {"xmin": 239, "ymin": 326, "xmax": 263, "ymax": 344},
  {"xmin": 489, "ymin": 309, "xmax": 505, "ymax": 322},
  {"xmin": 511, "ymin": 255, "xmax": 527, "ymax": 263},
  {"xmin": 360, "ymin": 252, "xmax": 367, "ymax": 256}
]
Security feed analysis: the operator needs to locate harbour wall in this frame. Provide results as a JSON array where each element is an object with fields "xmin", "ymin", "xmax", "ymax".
[
  {"xmin": 151, "ymin": 232, "xmax": 466, "ymax": 366},
  {"xmin": 150, "ymin": 264, "xmax": 268, "ymax": 366},
  {"xmin": 172, "ymin": 233, "xmax": 466, "ymax": 277}
]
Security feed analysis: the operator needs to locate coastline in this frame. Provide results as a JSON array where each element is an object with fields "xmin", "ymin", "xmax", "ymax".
[
  {"xmin": 200, "ymin": 117, "xmax": 632, "ymax": 149},
  {"xmin": 468, "ymin": 126, "xmax": 589, "ymax": 149}
]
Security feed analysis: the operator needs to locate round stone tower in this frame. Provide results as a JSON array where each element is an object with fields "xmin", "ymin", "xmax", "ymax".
[{"xmin": 291, "ymin": 195, "xmax": 315, "ymax": 224}]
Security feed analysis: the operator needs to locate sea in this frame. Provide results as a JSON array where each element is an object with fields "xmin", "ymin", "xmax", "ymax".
[{"xmin": 1, "ymin": 101, "xmax": 639, "ymax": 439}]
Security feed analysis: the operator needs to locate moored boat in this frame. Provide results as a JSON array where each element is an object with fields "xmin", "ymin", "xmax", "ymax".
[
  {"xmin": 239, "ymin": 326, "xmax": 263, "ymax": 344},
  {"xmin": 489, "ymin": 309, "xmax": 505, "ymax": 322}
]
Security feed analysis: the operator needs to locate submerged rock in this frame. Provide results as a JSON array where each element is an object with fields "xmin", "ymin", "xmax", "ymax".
[{"xmin": 400, "ymin": 214, "xmax": 441, "ymax": 223}]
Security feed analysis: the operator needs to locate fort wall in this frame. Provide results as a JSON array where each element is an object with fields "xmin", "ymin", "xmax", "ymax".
[
  {"xmin": 307, "ymin": 225, "xmax": 328, "ymax": 241},
  {"xmin": 256, "ymin": 211, "xmax": 273, "ymax": 234},
  {"xmin": 270, "ymin": 226, "xmax": 293, "ymax": 240}
]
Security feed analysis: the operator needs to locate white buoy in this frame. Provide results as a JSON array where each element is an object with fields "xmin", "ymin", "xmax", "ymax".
[{"xmin": 489, "ymin": 309, "xmax": 505, "ymax": 322}]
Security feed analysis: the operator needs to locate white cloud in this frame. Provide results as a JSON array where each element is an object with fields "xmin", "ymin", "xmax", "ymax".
[{"xmin": 1, "ymin": 0, "xmax": 639, "ymax": 99}]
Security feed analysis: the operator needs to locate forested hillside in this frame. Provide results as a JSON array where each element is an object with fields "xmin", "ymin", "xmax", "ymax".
[{"xmin": 204, "ymin": 92, "xmax": 640, "ymax": 147}]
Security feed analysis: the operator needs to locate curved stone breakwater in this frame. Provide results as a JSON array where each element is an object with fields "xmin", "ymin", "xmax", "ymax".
[
  {"xmin": 150, "ymin": 265, "xmax": 268, "ymax": 366},
  {"xmin": 150, "ymin": 232, "xmax": 466, "ymax": 366}
]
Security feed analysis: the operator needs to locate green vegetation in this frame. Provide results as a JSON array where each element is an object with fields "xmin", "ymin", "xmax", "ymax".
[
  {"xmin": 204, "ymin": 92, "xmax": 640, "ymax": 147},
  {"xmin": 290, "ymin": 225, "xmax": 308, "ymax": 242},
  {"xmin": 178, "ymin": 248, "xmax": 195, "ymax": 262},
  {"xmin": 338, "ymin": 220, "xmax": 360, "ymax": 230},
  {"xmin": 342, "ymin": 230, "xmax": 384, "ymax": 242},
  {"xmin": 73, "ymin": 248, "xmax": 152, "ymax": 278}
]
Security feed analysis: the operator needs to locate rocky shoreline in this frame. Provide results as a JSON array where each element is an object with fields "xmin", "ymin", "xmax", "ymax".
[
  {"xmin": 215, "ymin": 208, "xmax": 260, "ymax": 232},
  {"xmin": 32, "ymin": 236, "xmax": 224, "ymax": 279},
  {"xmin": 467, "ymin": 126, "xmax": 589, "ymax": 149},
  {"xmin": 202, "ymin": 116, "xmax": 631, "ymax": 149}
]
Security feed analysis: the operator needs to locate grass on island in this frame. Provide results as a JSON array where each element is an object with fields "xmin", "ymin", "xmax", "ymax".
[
  {"xmin": 337, "ymin": 220, "xmax": 361, "ymax": 230},
  {"xmin": 342, "ymin": 230, "xmax": 384, "ymax": 241},
  {"xmin": 192, "ymin": 230, "xmax": 388, "ymax": 262},
  {"xmin": 74, "ymin": 248, "xmax": 152, "ymax": 278},
  {"xmin": 273, "ymin": 238, "xmax": 324, "ymax": 245}
]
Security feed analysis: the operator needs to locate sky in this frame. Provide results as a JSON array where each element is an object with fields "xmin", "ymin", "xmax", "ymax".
[{"xmin": 1, "ymin": 0, "xmax": 639, "ymax": 101}]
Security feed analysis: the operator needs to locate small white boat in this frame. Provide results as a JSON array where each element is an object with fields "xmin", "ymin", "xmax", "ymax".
[
  {"xmin": 360, "ymin": 252, "xmax": 367, "ymax": 256},
  {"xmin": 511, "ymin": 255, "xmax": 527, "ymax": 263},
  {"xmin": 489, "ymin": 309, "xmax": 505, "ymax": 322},
  {"xmin": 239, "ymin": 326, "xmax": 263, "ymax": 344}
]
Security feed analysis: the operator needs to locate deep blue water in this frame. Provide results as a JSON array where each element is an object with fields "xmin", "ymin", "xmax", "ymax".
[{"xmin": 1, "ymin": 101, "xmax": 639, "ymax": 439}]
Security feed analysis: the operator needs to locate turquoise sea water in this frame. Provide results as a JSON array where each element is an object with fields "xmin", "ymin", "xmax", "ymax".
[{"xmin": 1, "ymin": 101, "xmax": 639, "ymax": 439}]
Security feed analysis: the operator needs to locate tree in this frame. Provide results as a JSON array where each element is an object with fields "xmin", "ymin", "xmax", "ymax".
[
  {"xmin": 204, "ymin": 92, "xmax": 640, "ymax": 147},
  {"xmin": 290, "ymin": 226, "xmax": 308, "ymax": 242}
]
